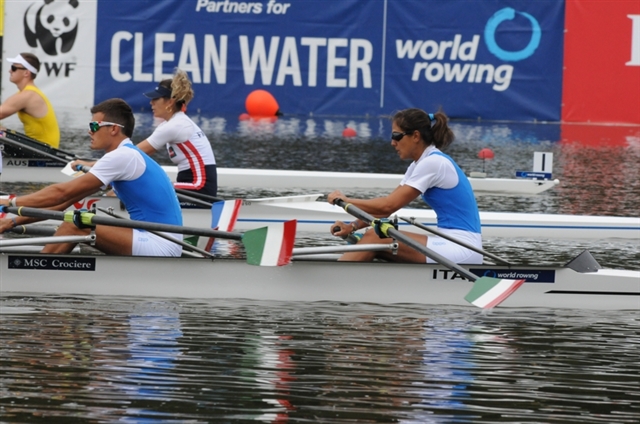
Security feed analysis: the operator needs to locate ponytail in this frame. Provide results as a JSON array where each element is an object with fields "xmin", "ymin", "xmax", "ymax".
[{"xmin": 392, "ymin": 108, "xmax": 454, "ymax": 150}]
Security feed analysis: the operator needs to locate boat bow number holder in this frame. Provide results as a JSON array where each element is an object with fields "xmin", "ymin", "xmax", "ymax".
[{"xmin": 516, "ymin": 152, "xmax": 553, "ymax": 180}]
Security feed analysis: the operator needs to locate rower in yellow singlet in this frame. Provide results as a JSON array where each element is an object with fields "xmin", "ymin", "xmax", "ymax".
[{"xmin": 0, "ymin": 53, "xmax": 60, "ymax": 148}]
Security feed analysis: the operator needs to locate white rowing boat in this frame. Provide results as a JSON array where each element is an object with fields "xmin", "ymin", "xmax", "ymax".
[
  {"xmin": 0, "ymin": 250, "xmax": 638, "ymax": 310},
  {"xmin": 0, "ymin": 131, "xmax": 558, "ymax": 195},
  {"xmin": 214, "ymin": 167, "xmax": 560, "ymax": 195},
  {"xmin": 1, "ymin": 206, "xmax": 637, "ymax": 310},
  {"xmin": 0, "ymin": 158, "xmax": 559, "ymax": 195},
  {"xmin": 6, "ymin": 193, "xmax": 638, "ymax": 240}
]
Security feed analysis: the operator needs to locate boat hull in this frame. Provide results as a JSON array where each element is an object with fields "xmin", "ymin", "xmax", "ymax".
[{"xmin": 1, "ymin": 253, "xmax": 638, "ymax": 310}]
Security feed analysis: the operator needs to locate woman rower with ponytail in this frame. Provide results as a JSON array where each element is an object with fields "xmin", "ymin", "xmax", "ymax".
[
  {"xmin": 327, "ymin": 108, "xmax": 482, "ymax": 264},
  {"xmin": 138, "ymin": 69, "xmax": 218, "ymax": 197}
]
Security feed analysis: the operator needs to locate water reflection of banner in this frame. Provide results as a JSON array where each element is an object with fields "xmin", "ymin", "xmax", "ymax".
[
  {"xmin": 246, "ymin": 330, "xmax": 296, "ymax": 423},
  {"xmin": 399, "ymin": 323, "xmax": 473, "ymax": 423},
  {"xmin": 558, "ymin": 124, "xmax": 640, "ymax": 215},
  {"xmin": 121, "ymin": 305, "xmax": 183, "ymax": 421}
]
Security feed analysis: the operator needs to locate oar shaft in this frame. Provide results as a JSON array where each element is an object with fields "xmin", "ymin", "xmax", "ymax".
[
  {"xmin": 334, "ymin": 199, "xmax": 478, "ymax": 281},
  {"xmin": 4, "ymin": 206, "xmax": 242, "ymax": 241},
  {"xmin": 176, "ymin": 192, "xmax": 213, "ymax": 208},
  {"xmin": 175, "ymin": 188, "xmax": 223, "ymax": 203},
  {"xmin": 399, "ymin": 216, "xmax": 512, "ymax": 266}
]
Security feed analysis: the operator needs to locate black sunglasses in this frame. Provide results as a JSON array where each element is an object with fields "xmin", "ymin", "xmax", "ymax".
[
  {"xmin": 10, "ymin": 65, "xmax": 27, "ymax": 72},
  {"xmin": 391, "ymin": 131, "xmax": 413, "ymax": 142}
]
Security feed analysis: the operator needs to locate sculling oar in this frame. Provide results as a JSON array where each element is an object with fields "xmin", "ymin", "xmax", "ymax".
[
  {"xmin": 333, "ymin": 199, "xmax": 524, "ymax": 309},
  {"xmin": 174, "ymin": 191, "xmax": 214, "ymax": 208},
  {"xmin": 0, "ymin": 129, "xmax": 78, "ymax": 162},
  {"xmin": 1, "ymin": 206, "xmax": 296, "ymax": 267},
  {"xmin": 175, "ymin": 187, "xmax": 223, "ymax": 204},
  {"xmin": 399, "ymin": 216, "xmax": 513, "ymax": 266}
]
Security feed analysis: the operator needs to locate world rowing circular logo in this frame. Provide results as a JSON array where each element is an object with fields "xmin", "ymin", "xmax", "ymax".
[
  {"xmin": 483, "ymin": 270, "xmax": 498, "ymax": 278},
  {"xmin": 484, "ymin": 7, "xmax": 541, "ymax": 62}
]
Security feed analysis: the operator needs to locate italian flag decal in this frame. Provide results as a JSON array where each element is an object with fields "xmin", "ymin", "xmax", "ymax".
[
  {"xmin": 464, "ymin": 277, "xmax": 525, "ymax": 309},
  {"xmin": 243, "ymin": 220, "xmax": 297, "ymax": 266}
]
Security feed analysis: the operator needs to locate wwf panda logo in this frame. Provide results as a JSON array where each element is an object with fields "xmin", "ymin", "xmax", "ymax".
[{"xmin": 24, "ymin": 0, "xmax": 80, "ymax": 56}]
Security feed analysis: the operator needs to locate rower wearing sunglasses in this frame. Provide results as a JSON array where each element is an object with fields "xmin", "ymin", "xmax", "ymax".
[
  {"xmin": 0, "ymin": 53, "xmax": 60, "ymax": 148},
  {"xmin": 0, "ymin": 98, "xmax": 183, "ymax": 257},
  {"xmin": 327, "ymin": 108, "xmax": 482, "ymax": 264},
  {"xmin": 137, "ymin": 69, "xmax": 218, "ymax": 198}
]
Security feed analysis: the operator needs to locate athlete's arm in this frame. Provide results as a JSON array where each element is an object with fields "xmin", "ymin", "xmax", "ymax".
[
  {"xmin": 327, "ymin": 184, "xmax": 421, "ymax": 218},
  {"xmin": 0, "ymin": 92, "xmax": 28, "ymax": 119},
  {"xmin": 8, "ymin": 172, "xmax": 105, "ymax": 210},
  {"xmin": 136, "ymin": 139, "xmax": 157, "ymax": 155}
]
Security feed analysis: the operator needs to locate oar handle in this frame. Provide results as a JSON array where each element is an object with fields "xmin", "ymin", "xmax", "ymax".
[{"xmin": 333, "ymin": 199, "xmax": 479, "ymax": 282}]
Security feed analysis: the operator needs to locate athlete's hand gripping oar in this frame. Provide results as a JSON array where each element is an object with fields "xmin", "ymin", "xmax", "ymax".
[
  {"xmin": 332, "ymin": 199, "xmax": 524, "ymax": 309},
  {"xmin": 399, "ymin": 216, "xmax": 513, "ymax": 266},
  {"xmin": 2, "ymin": 206, "xmax": 296, "ymax": 267}
]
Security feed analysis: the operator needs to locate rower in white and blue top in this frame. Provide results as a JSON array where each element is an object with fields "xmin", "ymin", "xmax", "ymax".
[
  {"xmin": 0, "ymin": 98, "xmax": 183, "ymax": 257},
  {"xmin": 328, "ymin": 108, "xmax": 483, "ymax": 264}
]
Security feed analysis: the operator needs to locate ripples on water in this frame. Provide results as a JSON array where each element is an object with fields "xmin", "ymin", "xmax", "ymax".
[
  {"xmin": 1, "ymin": 297, "xmax": 639, "ymax": 423},
  {"xmin": 1, "ymin": 114, "xmax": 639, "ymax": 422}
]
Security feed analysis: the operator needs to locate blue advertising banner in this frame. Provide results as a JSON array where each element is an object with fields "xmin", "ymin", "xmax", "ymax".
[{"xmin": 94, "ymin": 0, "xmax": 564, "ymax": 121}]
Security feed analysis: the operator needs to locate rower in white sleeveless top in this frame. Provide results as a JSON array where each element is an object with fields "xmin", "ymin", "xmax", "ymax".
[
  {"xmin": 138, "ymin": 69, "xmax": 218, "ymax": 198},
  {"xmin": 328, "ymin": 108, "xmax": 482, "ymax": 265}
]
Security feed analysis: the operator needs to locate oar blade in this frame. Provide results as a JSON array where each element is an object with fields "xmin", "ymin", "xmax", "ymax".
[
  {"xmin": 211, "ymin": 199, "xmax": 242, "ymax": 232},
  {"xmin": 464, "ymin": 277, "xmax": 525, "ymax": 309},
  {"xmin": 205, "ymin": 199, "xmax": 243, "ymax": 251},
  {"xmin": 243, "ymin": 220, "xmax": 297, "ymax": 266}
]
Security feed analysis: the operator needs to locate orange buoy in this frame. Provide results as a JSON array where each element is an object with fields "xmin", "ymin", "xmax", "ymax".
[
  {"xmin": 342, "ymin": 127, "xmax": 357, "ymax": 137},
  {"xmin": 239, "ymin": 113, "xmax": 250, "ymax": 121},
  {"xmin": 245, "ymin": 89, "xmax": 280, "ymax": 118},
  {"xmin": 478, "ymin": 148, "xmax": 495, "ymax": 159}
]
